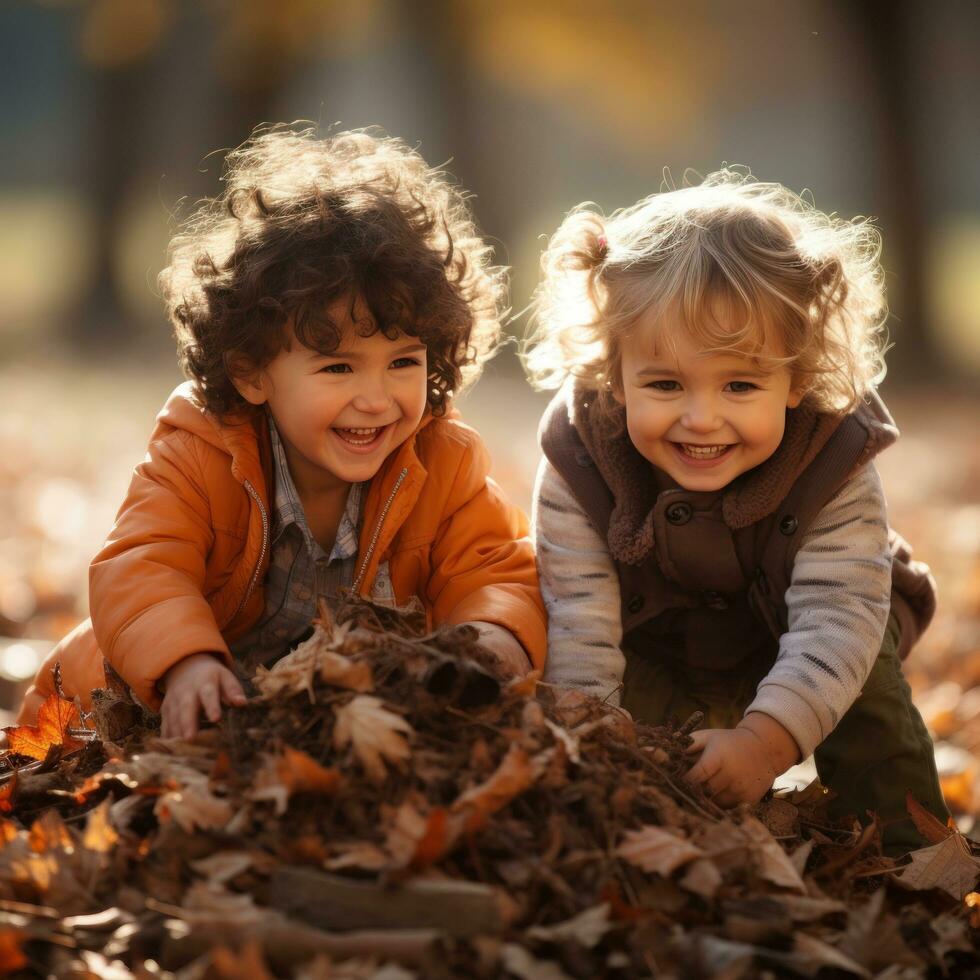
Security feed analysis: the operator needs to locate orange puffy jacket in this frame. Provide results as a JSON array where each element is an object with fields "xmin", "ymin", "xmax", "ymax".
[{"xmin": 19, "ymin": 383, "xmax": 546, "ymax": 722}]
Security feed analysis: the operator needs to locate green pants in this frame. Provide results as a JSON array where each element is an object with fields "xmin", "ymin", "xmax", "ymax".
[{"xmin": 623, "ymin": 614, "xmax": 949, "ymax": 854}]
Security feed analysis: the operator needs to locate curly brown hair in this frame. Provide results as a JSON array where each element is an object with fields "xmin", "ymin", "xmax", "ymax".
[{"xmin": 160, "ymin": 125, "xmax": 506, "ymax": 419}]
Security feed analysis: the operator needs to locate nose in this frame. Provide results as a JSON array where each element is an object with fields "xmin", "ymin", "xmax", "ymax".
[
  {"xmin": 680, "ymin": 393, "xmax": 721, "ymax": 433},
  {"xmin": 351, "ymin": 373, "xmax": 394, "ymax": 415}
]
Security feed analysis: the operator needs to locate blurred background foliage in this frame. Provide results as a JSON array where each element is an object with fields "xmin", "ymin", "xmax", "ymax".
[
  {"xmin": 1, "ymin": 0, "xmax": 979, "ymax": 379},
  {"xmin": 0, "ymin": 2, "xmax": 978, "ymax": 826}
]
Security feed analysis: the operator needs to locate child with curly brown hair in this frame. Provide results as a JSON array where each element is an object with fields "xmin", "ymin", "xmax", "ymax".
[
  {"xmin": 524, "ymin": 171, "xmax": 947, "ymax": 853},
  {"xmin": 21, "ymin": 126, "xmax": 546, "ymax": 739}
]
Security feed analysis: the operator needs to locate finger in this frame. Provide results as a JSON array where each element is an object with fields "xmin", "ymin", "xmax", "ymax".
[
  {"xmin": 178, "ymin": 696, "xmax": 200, "ymax": 740},
  {"xmin": 685, "ymin": 756, "xmax": 718, "ymax": 785},
  {"xmin": 199, "ymin": 683, "xmax": 222, "ymax": 723},
  {"xmin": 685, "ymin": 730, "xmax": 710, "ymax": 754},
  {"xmin": 219, "ymin": 671, "xmax": 247, "ymax": 706},
  {"xmin": 161, "ymin": 703, "xmax": 175, "ymax": 739}
]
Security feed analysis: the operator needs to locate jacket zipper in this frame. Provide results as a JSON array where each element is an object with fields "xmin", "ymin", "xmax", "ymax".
[
  {"xmin": 231, "ymin": 479, "xmax": 270, "ymax": 623},
  {"xmin": 352, "ymin": 467, "xmax": 408, "ymax": 594}
]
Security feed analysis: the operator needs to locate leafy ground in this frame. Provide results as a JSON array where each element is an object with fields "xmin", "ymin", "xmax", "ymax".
[
  {"xmin": 0, "ymin": 358, "xmax": 977, "ymax": 977},
  {"xmin": 0, "ymin": 595, "xmax": 977, "ymax": 977}
]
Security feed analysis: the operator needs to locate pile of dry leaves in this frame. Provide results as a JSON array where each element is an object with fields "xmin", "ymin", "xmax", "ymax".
[{"xmin": 0, "ymin": 597, "xmax": 977, "ymax": 979}]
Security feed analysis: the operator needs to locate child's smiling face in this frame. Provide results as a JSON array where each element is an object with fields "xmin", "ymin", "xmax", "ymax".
[
  {"xmin": 235, "ymin": 299, "xmax": 429, "ymax": 497},
  {"xmin": 617, "ymin": 311, "xmax": 803, "ymax": 492}
]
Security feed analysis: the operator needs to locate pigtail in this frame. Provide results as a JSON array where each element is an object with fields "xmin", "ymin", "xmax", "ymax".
[{"xmin": 521, "ymin": 207, "xmax": 615, "ymax": 392}]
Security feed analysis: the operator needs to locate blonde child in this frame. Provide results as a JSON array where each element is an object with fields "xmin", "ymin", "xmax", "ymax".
[
  {"xmin": 21, "ymin": 127, "xmax": 546, "ymax": 738},
  {"xmin": 525, "ymin": 171, "xmax": 947, "ymax": 853}
]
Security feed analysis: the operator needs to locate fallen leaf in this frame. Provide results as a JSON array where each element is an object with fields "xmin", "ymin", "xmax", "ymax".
[
  {"xmin": 506, "ymin": 670, "xmax": 541, "ymax": 699},
  {"xmin": 837, "ymin": 889, "xmax": 923, "ymax": 971},
  {"xmin": 527, "ymin": 903, "xmax": 611, "ymax": 948},
  {"xmin": 897, "ymin": 834, "xmax": 980, "ymax": 899},
  {"xmin": 0, "ymin": 781, "xmax": 14, "ymax": 814},
  {"xmin": 28, "ymin": 810, "xmax": 73, "ymax": 854},
  {"xmin": 500, "ymin": 943, "xmax": 572, "ymax": 980},
  {"xmin": 156, "ymin": 784, "xmax": 233, "ymax": 833},
  {"xmin": 0, "ymin": 928, "xmax": 27, "ymax": 975},
  {"xmin": 451, "ymin": 743, "xmax": 537, "ymax": 833},
  {"xmin": 616, "ymin": 825, "xmax": 705, "ymax": 876},
  {"xmin": 253, "ymin": 625, "xmax": 372, "ymax": 700},
  {"xmin": 249, "ymin": 746, "xmax": 343, "ymax": 815},
  {"xmin": 81, "ymin": 800, "xmax": 118, "ymax": 854},
  {"xmin": 318, "ymin": 650, "xmax": 373, "ymax": 692},
  {"xmin": 739, "ymin": 815, "xmax": 807, "ymax": 893},
  {"xmin": 906, "ymin": 790, "xmax": 954, "ymax": 844},
  {"xmin": 679, "ymin": 857, "xmax": 723, "ymax": 897},
  {"xmin": 207, "ymin": 940, "xmax": 275, "ymax": 979},
  {"xmin": 332, "ymin": 696, "xmax": 412, "ymax": 782},
  {"xmin": 3, "ymin": 693, "xmax": 81, "ymax": 760},
  {"xmin": 792, "ymin": 932, "xmax": 872, "ymax": 977},
  {"xmin": 190, "ymin": 851, "xmax": 254, "ymax": 885}
]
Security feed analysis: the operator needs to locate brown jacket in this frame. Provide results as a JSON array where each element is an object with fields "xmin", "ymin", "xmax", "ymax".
[
  {"xmin": 20, "ymin": 383, "xmax": 547, "ymax": 722},
  {"xmin": 541, "ymin": 384, "xmax": 935, "ymax": 669}
]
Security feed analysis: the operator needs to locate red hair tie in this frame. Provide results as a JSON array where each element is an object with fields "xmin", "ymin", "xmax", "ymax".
[{"xmin": 597, "ymin": 235, "xmax": 609, "ymax": 258}]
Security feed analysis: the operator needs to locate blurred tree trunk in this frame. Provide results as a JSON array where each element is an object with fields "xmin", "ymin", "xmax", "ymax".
[
  {"xmin": 844, "ymin": 0, "xmax": 941, "ymax": 380},
  {"xmin": 70, "ymin": 60, "xmax": 153, "ymax": 348}
]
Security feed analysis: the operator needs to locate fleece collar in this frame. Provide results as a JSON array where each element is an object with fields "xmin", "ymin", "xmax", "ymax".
[{"xmin": 567, "ymin": 382, "xmax": 897, "ymax": 566}]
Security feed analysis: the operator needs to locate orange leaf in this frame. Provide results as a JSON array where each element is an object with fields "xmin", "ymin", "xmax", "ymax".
[
  {"xmin": 0, "ymin": 820, "xmax": 18, "ymax": 847},
  {"xmin": 0, "ymin": 780, "xmax": 15, "ymax": 814},
  {"xmin": 410, "ymin": 807, "xmax": 452, "ymax": 870},
  {"xmin": 506, "ymin": 670, "xmax": 542, "ymax": 699},
  {"xmin": 451, "ymin": 743, "xmax": 537, "ymax": 834},
  {"xmin": 208, "ymin": 941, "xmax": 274, "ymax": 980},
  {"xmin": 277, "ymin": 746, "xmax": 343, "ymax": 796},
  {"xmin": 906, "ymin": 790, "xmax": 954, "ymax": 845},
  {"xmin": 0, "ymin": 928, "xmax": 27, "ymax": 974},
  {"xmin": 3, "ymin": 694, "xmax": 81, "ymax": 761}
]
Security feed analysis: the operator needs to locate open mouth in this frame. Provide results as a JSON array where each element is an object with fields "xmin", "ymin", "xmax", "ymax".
[
  {"xmin": 671, "ymin": 442, "xmax": 735, "ymax": 465},
  {"xmin": 332, "ymin": 424, "xmax": 390, "ymax": 451}
]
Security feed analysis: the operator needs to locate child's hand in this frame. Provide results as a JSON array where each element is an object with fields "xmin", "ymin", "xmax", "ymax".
[
  {"xmin": 683, "ymin": 712, "xmax": 800, "ymax": 807},
  {"xmin": 464, "ymin": 622, "xmax": 532, "ymax": 679},
  {"xmin": 159, "ymin": 653, "xmax": 247, "ymax": 740}
]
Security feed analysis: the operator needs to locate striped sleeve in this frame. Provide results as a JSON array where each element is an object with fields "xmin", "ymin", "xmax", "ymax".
[
  {"xmin": 746, "ymin": 462, "xmax": 893, "ymax": 758},
  {"xmin": 531, "ymin": 458, "xmax": 625, "ymax": 702}
]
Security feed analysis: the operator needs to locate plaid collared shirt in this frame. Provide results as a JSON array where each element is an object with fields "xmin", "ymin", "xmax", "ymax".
[{"xmin": 230, "ymin": 413, "xmax": 394, "ymax": 673}]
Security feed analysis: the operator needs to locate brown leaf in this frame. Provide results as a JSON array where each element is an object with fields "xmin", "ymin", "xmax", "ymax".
[
  {"xmin": 738, "ymin": 815, "xmax": 807, "ymax": 893},
  {"xmin": 897, "ymin": 833, "xmax": 980, "ymax": 899},
  {"xmin": 679, "ymin": 857, "xmax": 723, "ymax": 898},
  {"xmin": 451, "ymin": 743, "xmax": 537, "ymax": 834},
  {"xmin": 527, "ymin": 903, "xmax": 611, "ymax": 948},
  {"xmin": 332, "ymin": 696, "xmax": 412, "ymax": 782},
  {"xmin": 253, "ymin": 624, "xmax": 372, "ymax": 700},
  {"xmin": 3, "ymin": 693, "xmax": 81, "ymax": 760},
  {"xmin": 906, "ymin": 790, "xmax": 954, "ymax": 844},
  {"xmin": 616, "ymin": 825, "xmax": 705, "ymax": 876}
]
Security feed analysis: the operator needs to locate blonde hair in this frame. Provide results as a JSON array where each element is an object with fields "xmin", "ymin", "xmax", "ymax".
[{"xmin": 523, "ymin": 169, "xmax": 887, "ymax": 414}]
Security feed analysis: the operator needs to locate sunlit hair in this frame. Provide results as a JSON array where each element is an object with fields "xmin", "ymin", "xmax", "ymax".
[
  {"xmin": 522, "ymin": 169, "xmax": 887, "ymax": 414},
  {"xmin": 160, "ymin": 124, "xmax": 506, "ymax": 419}
]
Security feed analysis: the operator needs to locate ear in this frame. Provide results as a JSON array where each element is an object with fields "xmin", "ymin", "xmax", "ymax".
[
  {"xmin": 786, "ymin": 386, "xmax": 804, "ymax": 409},
  {"xmin": 227, "ymin": 352, "xmax": 269, "ymax": 406}
]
